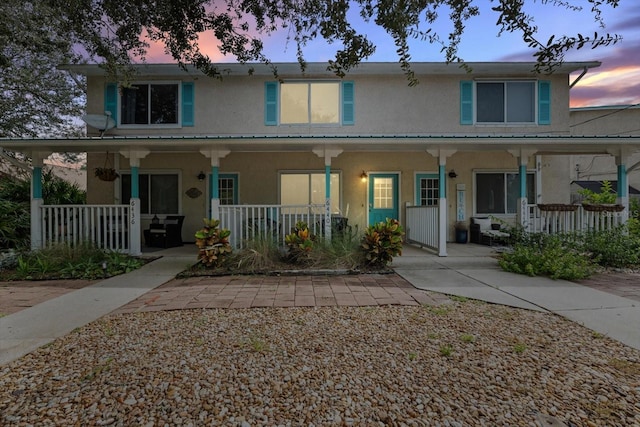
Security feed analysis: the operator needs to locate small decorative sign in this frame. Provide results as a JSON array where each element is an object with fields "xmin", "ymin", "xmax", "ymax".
[{"xmin": 186, "ymin": 187, "xmax": 203, "ymax": 199}]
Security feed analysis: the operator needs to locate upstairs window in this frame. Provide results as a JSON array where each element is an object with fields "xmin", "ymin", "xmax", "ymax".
[
  {"xmin": 121, "ymin": 83, "xmax": 178, "ymax": 125},
  {"xmin": 460, "ymin": 80, "xmax": 550, "ymax": 125},
  {"xmin": 281, "ymin": 82, "xmax": 339, "ymax": 124},
  {"xmin": 265, "ymin": 81, "xmax": 354, "ymax": 126},
  {"xmin": 477, "ymin": 81, "xmax": 535, "ymax": 123}
]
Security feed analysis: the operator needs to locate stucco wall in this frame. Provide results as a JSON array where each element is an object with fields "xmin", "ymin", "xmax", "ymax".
[
  {"xmin": 85, "ymin": 72, "xmax": 571, "ymax": 137},
  {"xmin": 87, "ymin": 150, "xmax": 547, "ymax": 243}
]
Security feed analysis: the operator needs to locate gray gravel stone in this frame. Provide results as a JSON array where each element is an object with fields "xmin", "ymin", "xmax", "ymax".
[{"xmin": 1, "ymin": 304, "xmax": 639, "ymax": 426}]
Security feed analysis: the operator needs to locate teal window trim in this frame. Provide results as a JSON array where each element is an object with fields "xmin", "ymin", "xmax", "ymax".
[
  {"xmin": 460, "ymin": 81, "xmax": 473, "ymax": 125},
  {"xmin": 538, "ymin": 80, "xmax": 551, "ymax": 125},
  {"xmin": 104, "ymin": 83, "xmax": 118, "ymax": 125},
  {"xmin": 182, "ymin": 82, "xmax": 195, "ymax": 127},
  {"xmin": 264, "ymin": 81, "xmax": 278, "ymax": 125}
]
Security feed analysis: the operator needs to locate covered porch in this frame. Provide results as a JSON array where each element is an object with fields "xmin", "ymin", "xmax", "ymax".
[{"xmin": 2, "ymin": 135, "xmax": 639, "ymax": 256}]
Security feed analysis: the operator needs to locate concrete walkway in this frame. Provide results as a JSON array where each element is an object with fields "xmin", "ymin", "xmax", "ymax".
[
  {"xmin": 0, "ymin": 250, "xmax": 194, "ymax": 366},
  {"xmin": 2, "ymin": 243, "xmax": 639, "ymax": 366},
  {"xmin": 393, "ymin": 244, "xmax": 640, "ymax": 350}
]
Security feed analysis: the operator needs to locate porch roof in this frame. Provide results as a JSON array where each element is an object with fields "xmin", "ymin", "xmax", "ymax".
[{"xmin": 2, "ymin": 134, "xmax": 640, "ymax": 157}]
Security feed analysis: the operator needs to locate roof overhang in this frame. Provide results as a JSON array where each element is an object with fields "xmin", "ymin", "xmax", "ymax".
[
  {"xmin": 61, "ymin": 61, "xmax": 602, "ymax": 78},
  {"xmin": 2, "ymin": 135, "xmax": 639, "ymax": 157}
]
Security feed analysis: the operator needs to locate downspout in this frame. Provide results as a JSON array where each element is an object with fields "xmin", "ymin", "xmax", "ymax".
[{"xmin": 570, "ymin": 66, "xmax": 592, "ymax": 89}]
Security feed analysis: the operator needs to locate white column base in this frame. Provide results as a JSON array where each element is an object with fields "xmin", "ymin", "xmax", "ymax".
[
  {"xmin": 129, "ymin": 198, "xmax": 141, "ymax": 256},
  {"xmin": 30, "ymin": 199, "xmax": 43, "ymax": 251},
  {"xmin": 438, "ymin": 199, "xmax": 447, "ymax": 257}
]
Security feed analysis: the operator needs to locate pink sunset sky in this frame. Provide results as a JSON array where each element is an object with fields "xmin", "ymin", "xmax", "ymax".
[{"xmin": 142, "ymin": 1, "xmax": 640, "ymax": 108}]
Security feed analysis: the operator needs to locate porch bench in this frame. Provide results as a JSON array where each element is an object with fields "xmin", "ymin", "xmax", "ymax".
[{"xmin": 470, "ymin": 217, "xmax": 510, "ymax": 246}]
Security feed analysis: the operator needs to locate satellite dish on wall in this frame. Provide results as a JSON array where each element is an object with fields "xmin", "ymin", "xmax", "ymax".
[{"xmin": 82, "ymin": 113, "xmax": 116, "ymax": 136}]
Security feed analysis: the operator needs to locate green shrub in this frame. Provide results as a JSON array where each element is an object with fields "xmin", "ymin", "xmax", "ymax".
[
  {"xmin": 6, "ymin": 243, "xmax": 143, "ymax": 280},
  {"xmin": 194, "ymin": 219, "xmax": 232, "ymax": 267},
  {"xmin": 229, "ymin": 233, "xmax": 282, "ymax": 272},
  {"xmin": 0, "ymin": 199, "xmax": 30, "ymax": 249},
  {"xmin": 499, "ymin": 234, "xmax": 594, "ymax": 280},
  {"xmin": 284, "ymin": 221, "xmax": 316, "ymax": 265},
  {"xmin": 583, "ymin": 226, "xmax": 640, "ymax": 268},
  {"xmin": 310, "ymin": 225, "xmax": 363, "ymax": 269},
  {"xmin": 361, "ymin": 218, "xmax": 404, "ymax": 268}
]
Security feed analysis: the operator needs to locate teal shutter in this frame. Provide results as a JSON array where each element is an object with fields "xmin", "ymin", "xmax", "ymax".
[
  {"xmin": 182, "ymin": 82, "xmax": 195, "ymax": 127},
  {"xmin": 264, "ymin": 81, "xmax": 278, "ymax": 125},
  {"xmin": 104, "ymin": 83, "xmax": 118, "ymax": 125},
  {"xmin": 460, "ymin": 81, "xmax": 473, "ymax": 125},
  {"xmin": 538, "ymin": 80, "xmax": 551, "ymax": 125},
  {"xmin": 342, "ymin": 81, "xmax": 355, "ymax": 125}
]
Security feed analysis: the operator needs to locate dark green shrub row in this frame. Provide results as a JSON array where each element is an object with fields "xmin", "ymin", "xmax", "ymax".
[{"xmin": 500, "ymin": 225, "xmax": 640, "ymax": 280}]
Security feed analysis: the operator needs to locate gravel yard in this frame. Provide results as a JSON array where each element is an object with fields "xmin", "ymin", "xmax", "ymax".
[{"xmin": 1, "ymin": 302, "xmax": 639, "ymax": 426}]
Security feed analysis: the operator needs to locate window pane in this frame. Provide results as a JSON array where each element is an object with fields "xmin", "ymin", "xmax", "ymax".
[
  {"xmin": 281, "ymin": 174, "xmax": 309, "ymax": 205},
  {"xmin": 121, "ymin": 174, "xmax": 149, "ymax": 214},
  {"xmin": 121, "ymin": 84, "xmax": 149, "ymax": 124},
  {"xmin": 506, "ymin": 173, "xmax": 519, "ymax": 214},
  {"xmin": 419, "ymin": 178, "xmax": 439, "ymax": 206},
  {"xmin": 506, "ymin": 82, "xmax": 535, "ymax": 122},
  {"xmin": 506, "ymin": 172, "xmax": 536, "ymax": 213},
  {"xmin": 477, "ymin": 83, "xmax": 504, "ymax": 123},
  {"xmin": 476, "ymin": 173, "xmax": 505, "ymax": 214},
  {"xmin": 150, "ymin": 175, "xmax": 178, "ymax": 214},
  {"xmin": 281, "ymin": 84, "xmax": 309, "ymax": 124},
  {"xmin": 310, "ymin": 173, "xmax": 341, "ymax": 213},
  {"xmin": 219, "ymin": 177, "xmax": 235, "ymax": 205},
  {"xmin": 374, "ymin": 177, "xmax": 394, "ymax": 209},
  {"xmin": 310, "ymin": 83, "xmax": 339, "ymax": 124},
  {"xmin": 150, "ymin": 84, "xmax": 178, "ymax": 124}
]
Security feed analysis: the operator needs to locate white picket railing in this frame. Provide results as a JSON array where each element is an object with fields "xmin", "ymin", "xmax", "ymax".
[
  {"xmin": 40, "ymin": 205, "xmax": 130, "ymax": 252},
  {"xmin": 405, "ymin": 205, "xmax": 439, "ymax": 250},
  {"xmin": 527, "ymin": 205, "xmax": 625, "ymax": 234},
  {"xmin": 219, "ymin": 204, "xmax": 326, "ymax": 249}
]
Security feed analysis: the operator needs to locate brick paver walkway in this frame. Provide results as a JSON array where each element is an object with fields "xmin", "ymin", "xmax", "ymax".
[
  {"xmin": 0, "ymin": 280, "xmax": 96, "ymax": 316},
  {"xmin": 110, "ymin": 274, "xmax": 450, "ymax": 315},
  {"xmin": 577, "ymin": 271, "xmax": 640, "ymax": 303}
]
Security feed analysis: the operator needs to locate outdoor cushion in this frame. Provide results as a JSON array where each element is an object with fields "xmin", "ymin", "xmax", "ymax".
[{"xmin": 473, "ymin": 217, "xmax": 492, "ymax": 231}]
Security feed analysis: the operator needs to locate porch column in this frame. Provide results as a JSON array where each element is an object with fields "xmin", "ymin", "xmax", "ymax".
[
  {"xmin": 30, "ymin": 153, "xmax": 48, "ymax": 251},
  {"xmin": 609, "ymin": 148, "xmax": 632, "ymax": 225},
  {"xmin": 313, "ymin": 147, "xmax": 343, "ymax": 240},
  {"xmin": 200, "ymin": 149, "xmax": 230, "ymax": 220},
  {"xmin": 509, "ymin": 149, "xmax": 537, "ymax": 230},
  {"xmin": 120, "ymin": 149, "xmax": 150, "ymax": 256},
  {"xmin": 427, "ymin": 149, "xmax": 456, "ymax": 257},
  {"xmin": 616, "ymin": 160, "xmax": 630, "ymax": 225}
]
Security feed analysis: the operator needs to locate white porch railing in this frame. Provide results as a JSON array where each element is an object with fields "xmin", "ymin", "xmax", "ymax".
[
  {"xmin": 219, "ymin": 204, "xmax": 325, "ymax": 249},
  {"xmin": 405, "ymin": 205, "xmax": 439, "ymax": 250},
  {"xmin": 40, "ymin": 205, "xmax": 130, "ymax": 252},
  {"xmin": 527, "ymin": 204, "xmax": 625, "ymax": 234}
]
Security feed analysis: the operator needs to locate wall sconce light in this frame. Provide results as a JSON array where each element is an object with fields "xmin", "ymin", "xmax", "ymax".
[
  {"xmin": 360, "ymin": 171, "xmax": 368, "ymax": 182},
  {"xmin": 448, "ymin": 170, "xmax": 458, "ymax": 179},
  {"xmin": 197, "ymin": 171, "xmax": 206, "ymax": 181}
]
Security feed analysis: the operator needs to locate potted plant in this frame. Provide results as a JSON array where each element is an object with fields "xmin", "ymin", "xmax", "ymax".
[
  {"xmin": 454, "ymin": 221, "xmax": 468, "ymax": 243},
  {"xmin": 579, "ymin": 181, "xmax": 624, "ymax": 212},
  {"xmin": 94, "ymin": 167, "xmax": 119, "ymax": 182}
]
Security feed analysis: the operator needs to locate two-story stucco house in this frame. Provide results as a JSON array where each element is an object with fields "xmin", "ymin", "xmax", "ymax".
[{"xmin": 2, "ymin": 61, "xmax": 639, "ymax": 256}]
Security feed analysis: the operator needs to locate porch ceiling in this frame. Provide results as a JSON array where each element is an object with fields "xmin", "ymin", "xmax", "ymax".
[{"xmin": 2, "ymin": 135, "xmax": 640, "ymax": 157}]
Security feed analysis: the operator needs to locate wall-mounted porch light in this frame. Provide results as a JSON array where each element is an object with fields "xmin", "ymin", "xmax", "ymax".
[
  {"xmin": 448, "ymin": 170, "xmax": 458, "ymax": 179},
  {"xmin": 197, "ymin": 171, "xmax": 206, "ymax": 181},
  {"xmin": 360, "ymin": 171, "xmax": 368, "ymax": 182}
]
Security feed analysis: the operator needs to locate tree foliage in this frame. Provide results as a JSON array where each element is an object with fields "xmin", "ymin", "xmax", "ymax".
[
  {"xmin": 46, "ymin": 0, "xmax": 621, "ymax": 84},
  {"xmin": 0, "ymin": 0, "xmax": 85, "ymax": 138}
]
